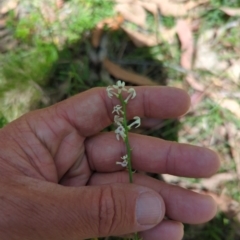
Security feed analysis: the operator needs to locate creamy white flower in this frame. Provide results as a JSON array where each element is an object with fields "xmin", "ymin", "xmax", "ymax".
[
  {"xmin": 113, "ymin": 80, "xmax": 127, "ymax": 94},
  {"xmin": 128, "ymin": 116, "xmax": 141, "ymax": 129},
  {"xmin": 115, "ymin": 124, "xmax": 126, "ymax": 141},
  {"xmin": 107, "ymin": 81, "xmax": 128, "ymax": 99},
  {"xmin": 124, "ymin": 88, "xmax": 136, "ymax": 103},
  {"xmin": 106, "ymin": 86, "xmax": 114, "ymax": 98},
  {"xmin": 112, "ymin": 105, "xmax": 123, "ymax": 115},
  {"xmin": 116, "ymin": 155, "xmax": 128, "ymax": 167},
  {"xmin": 114, "ymin": 115, "xmax": 123, "ymax": 125}
]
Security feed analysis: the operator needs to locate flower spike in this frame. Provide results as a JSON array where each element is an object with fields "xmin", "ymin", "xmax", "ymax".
[
  {"xmin": 116, "ymin": 155, "xmax": 128, "ymax": 167},
  {"xmin": 106, "ymin": 86, "xmax": 113, "ymax": 98},
  {"xmin": 114, "ymin": 115, "xmax": 123, "ymax": 125},
  {"xmin": 128, "ymin": 116, "xmax": 141, "ymax": 129},
  {"xmin": 112, "ymin": 105, "xmax": 123, "ymax": 115},
  {"xmin": 115, "ymin": 124, "xmax": 126, "ymax": 141},
  {"xmin": 113, "ymin": 80, "xmax": 127, "ymax": 94},
  {"xmin": 107, "ymin": 86, "xmax": 120, "ymax": 98},
  {"xmin": 106, "ymin": 80, "xmax": 141, "ymax": 239},
  {"xmin": 124, "ymin": 88, "xmax": 136, "ymax": 103}
]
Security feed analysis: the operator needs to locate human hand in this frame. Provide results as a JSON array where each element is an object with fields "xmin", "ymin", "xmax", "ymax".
[{"xmin": 0, "ymin": 86, "xmax": 220, "ymax": 240}]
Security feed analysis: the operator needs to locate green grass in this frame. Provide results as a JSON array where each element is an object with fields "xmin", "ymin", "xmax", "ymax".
[
  {"xmin": 210, "ymin": 0, "xmax": 240, "ymax": 7},
  {"xmin": 184, "ymin": 212, "xmax": 237, "ymax": 240},
  {"xmin": 0, "ymin": 0, "xmax": 114, "ymax": 122},
  {"xmin": 199, "ymin": 0, "xmax": 240, "ymax": 30},
  {"xmin": 0, "ymin": 114, "xmax": 8, "ymax": 128}
]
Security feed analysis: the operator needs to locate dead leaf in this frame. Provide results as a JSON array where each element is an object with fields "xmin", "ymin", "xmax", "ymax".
[
  {"xmin": 91, "ymin": 15, "xmax": 124, "ymax": 47},
  {"xmin": 186, "ymin": 75, "xmax": 205, "ymax": 91},
  {"xmin": 0, "ymin": 0, "xmax": 19, "ymax": 14},
  {"xmin": 0, "ymin": 18, "xmax": 6, "ymax": 27},
  {"xmin": 190, "ymin": 90, "xmax": 205, "ymax": 108},
  {"xmin": 226, "ymin": 59, "xmax": 240, "ymax": 84},
  {"xmin": 115, "ymin": 2, "xmax": 146, "ymax": 28},
  {"xmin": 171, "ymin": 0, "xmax": 189, "ymax": 2},
  {"xmin": 114, "ymin": 0, "xmax": 209, "ymax": 19},
  {"xmin": 194, "ymin": 29, "xmax": 228, "ymax": 73},
  {"xmin": 121, "ymin": 26, "xmax": 159, "ymax": 47},
  {"xmin": 162, "ymin": 174, "xmax": 181, "ymax": 183},
  {"xmin": 139, "ymin": 2, "xmax": 158, "ymax": 15},
  {"xmin": 176, "ymin": 19, "xmax": 206, "ymax": 97},
  {"xmin": 221, "ymin": 99, "xmax": 240, "ymax": 119},
  {"xmin": 208, "ymin": 192, "xmax": 240, "ymax": 235},
  {"xmin": 191, "ymin": 19, "xmax": 202, "ymax": 31},
  {"xmin": 220, "ymin": 7, "xmax": 240, "ymax": 16},
  {"xmin": 91, "ymin": 15, "xmax": 124, "ymax": 48},
  {"xmin": 103, "ymin": 58, "xmax": 157, "ymax": 86},
  {"xmin": 40, "ymin": 2, "xmax": 57, "ymax": 23},
  {"xmin": 122, "ymin": 24, "xmax": 176, "ymax": 47},
  {"xmin": 152, "ymin": 0, "xmax": 209, "ymax": 17},
  {"xmin": 177, "ymin": 19, "xmax": 194, "ymax": 70},
  {"xmin": 115, "ymin": 0, "xmax": 133, "ymax": 3},
  {"xmin": 91, "ymin": 28, "xmax": 104, "ymax": 48},
  {"xmin": 201, "ymin": 173, "xmax": 238, "ymax": 191},
  {"xmin": 183, "ymin": 0, "xmax": 210, "ymax": 10},
  {"xmin": 154, "ymin": 0, "xmax": 187, "ymax": 16},
  {"xmin": 55, "ymin": 0, "xmax": 64, "ymax": 9},
  {"xmin": 162, "ymin": 174, "xmax": 204, "ymax": 190},
  {"xmin": 208, "ymin": 192, "xmax": 240, "ymax": 219}
]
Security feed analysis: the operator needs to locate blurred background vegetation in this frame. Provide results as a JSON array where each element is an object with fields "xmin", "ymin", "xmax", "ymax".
[{"xmin": 0, "ymin": 0, "xmax": 240, "ymax": 239}]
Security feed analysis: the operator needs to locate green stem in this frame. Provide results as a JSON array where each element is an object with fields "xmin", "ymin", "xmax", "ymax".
[
  {"xmin": 134, "ymin": 232, "xmax": 140, "ymax": 240},
  {"xmin": 119, "ymin": 95, "xmax": 140, "ymax": 240},
  {"xmin": 119, "ymin": 95, "xmax": 133, "ymax": 183}
]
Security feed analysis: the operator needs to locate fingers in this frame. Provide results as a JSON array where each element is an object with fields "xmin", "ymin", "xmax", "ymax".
[
  {"xmin": 48, "ymin": 86, "xmax": 190, "ymax": 137},
  {"xmin": 140, "ymin": 220, "xmax": 184, "ymax": 240},
  {"xmin": 1, "ymin": 176, "xmax": 165, "ymax": 239},
  {"xmin": 89, "ymin": 172, "xmax": 217, "ymax": 224},
  {"xmin": 85, "ymin": 132, "xmax": 220, "ymax": 177},
  {"xmin": 2, "ymin": 86, "xmax": 190, "ymax": 181},
  {"xmin": 122, "ymin": 220, "xmax": 183, "ymax": 240}
]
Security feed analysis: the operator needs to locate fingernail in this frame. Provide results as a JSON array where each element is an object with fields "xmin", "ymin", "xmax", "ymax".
[{"xmin": 136, "ymin": 192, "xmax": 163, "ymax": 226}]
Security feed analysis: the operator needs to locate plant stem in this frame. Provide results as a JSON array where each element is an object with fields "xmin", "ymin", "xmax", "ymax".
[
  {"xmin": 119, "ymin": 94, "xmax": 140, "ymax": 240},
  {"xmin": 119, "ymin": 95, "xmax": 133, "ymax": 183},
  {"xmin": 134, "ymin": 232, "xmax": 140, "ymax": 240}
]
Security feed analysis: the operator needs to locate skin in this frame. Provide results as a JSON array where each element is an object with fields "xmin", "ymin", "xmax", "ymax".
[{"xmin": 0, "ymin": 86, "xmax": 220, "ymax": 240}]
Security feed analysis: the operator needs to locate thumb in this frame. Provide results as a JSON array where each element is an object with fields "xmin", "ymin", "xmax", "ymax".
[
  {"xmin": 2, "ymin": 179, "xmax": 165, "ymax": 239},
  {"xmin": 75, "ymin": 183, "xmax": 165, "ymax": 238}
]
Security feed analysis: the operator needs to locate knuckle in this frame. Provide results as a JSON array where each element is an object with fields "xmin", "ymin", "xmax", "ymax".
[{"xmin": 97, "ymin": 185, "xmax": 122, "ymax": 236}]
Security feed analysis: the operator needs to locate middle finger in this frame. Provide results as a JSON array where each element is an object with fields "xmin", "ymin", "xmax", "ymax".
[{"xmin": 86, "ymin": 132, "xmax": 220, "ymax": 177}]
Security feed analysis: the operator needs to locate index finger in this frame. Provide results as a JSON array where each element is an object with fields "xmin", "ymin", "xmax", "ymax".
[{"xmin": 54, "ymin": 86, "xmax": 190, "ymax": 137}]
